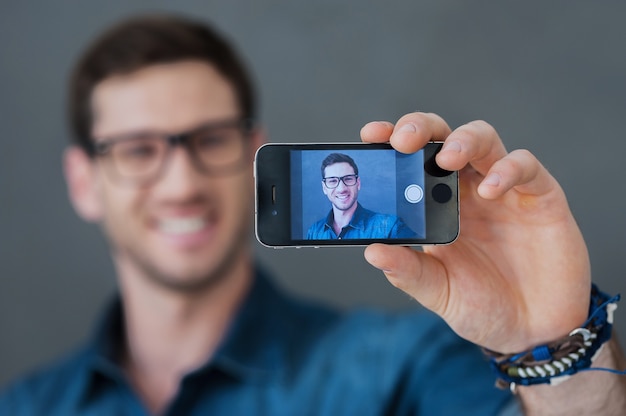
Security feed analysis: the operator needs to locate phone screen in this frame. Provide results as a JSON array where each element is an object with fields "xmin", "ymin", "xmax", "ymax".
[
  {"xmin": 255, "ymin": 142, "xmax": 458, "ymax": 247},
  {"xmin": 289, "ymin": 148, "xmax": 425, "ymax": 241}
]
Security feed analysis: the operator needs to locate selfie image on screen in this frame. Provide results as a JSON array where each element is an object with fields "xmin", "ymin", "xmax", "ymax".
[{"xmin": 289, "ymin": 148, "xmax": 426, "ymax": 241}]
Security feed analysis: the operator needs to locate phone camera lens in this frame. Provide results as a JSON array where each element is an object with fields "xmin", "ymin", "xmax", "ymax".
[
  {"xmin": 272, "ymin": 210, "xmax": 278, "ymax": 216},
  {"xmin": 425, "ymin": 155, "xmax": 454, "ymax": 177},
  {"xmin": 432, "ymin": 184, "xmax": 452, "ymax": 203},
  {"xmin": 424, "ymin": 143, "xmax": 454, "ymax": 177}
]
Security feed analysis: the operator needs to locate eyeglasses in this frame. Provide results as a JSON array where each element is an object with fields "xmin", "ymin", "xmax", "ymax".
[
  {"xmin": 322, "ymin": 174, "xmax": 358, "ymax": 189},
  {"xmin": 90, "ymin": 118, "xmax": 253, "ymax": 186}
]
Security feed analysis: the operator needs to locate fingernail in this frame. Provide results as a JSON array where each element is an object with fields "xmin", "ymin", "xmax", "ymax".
[
  {"xmin": 483, "ymin": 173, "xmax": 501, "ymax": 187},
  {"xmin": 443, "ymin": 141, "xmax": 462, "ymax": 153},
  {"xmin": 376, "ymin": 120, "xmax": 393, "ymax": 126},
  {"xmin": 398, "ymin": 123, "xmax": 416, "ymax": 133}
]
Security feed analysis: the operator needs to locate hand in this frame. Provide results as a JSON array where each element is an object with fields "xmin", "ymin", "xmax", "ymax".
[{"xmin": 361, "ymin": 112, "xmax": 591, "ymax": 353}]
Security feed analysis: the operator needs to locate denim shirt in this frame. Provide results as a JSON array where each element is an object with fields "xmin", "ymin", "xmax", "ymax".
[
  {"xmin": 306, "ymin": 203, "xmax": 418, "ymax": 240},
  {"xmin": 0, "ymin": 269, "xmax": 517, "ymax": 416}
]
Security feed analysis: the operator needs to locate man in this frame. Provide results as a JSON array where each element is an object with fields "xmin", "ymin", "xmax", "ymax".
[
  {"xmin": 306, "ymin": 152, "xmax": 418, "ymax": 240},
  {"xmin": 1, "ymin": 13, "xmax": 625, "ymax": 416}
]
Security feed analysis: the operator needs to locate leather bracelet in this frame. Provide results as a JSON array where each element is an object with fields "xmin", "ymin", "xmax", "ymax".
[{"xmin": 484, "ymin": 284, "xmax": 620, "ymax": 392}]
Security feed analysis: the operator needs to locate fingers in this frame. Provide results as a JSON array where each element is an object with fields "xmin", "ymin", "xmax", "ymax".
[
  {"xmin": 360, "ymin": 121, "xmax": 394, "ymax": 143},
  {"xmin": 477, "ymin": 149, "xmax": 556, "ymax": 199},
  {"xmin": 362, "ymin": 113, "xmax": 557, "ymax": 199},
  {"xmin": 364, "ymin": 244, "xmax": 450, "ymax": 315},
  {"xmin": 362, "ymin": 115, "xmax": 507, "ymax": 174},
  {"xmin": 360, "ymin": 112, "xmax": 452, "ymax": 153},
  {"xmin": 432, "ymin": 121, "xmax": 556, "ymax": 200},
  {"xmin": 435, "ymin": 120, "xmax": 507, "ymax": 175}
]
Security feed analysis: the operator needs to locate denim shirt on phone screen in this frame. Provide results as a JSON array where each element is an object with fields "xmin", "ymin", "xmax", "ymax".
[{"xmin": 306, "ymin": 203, "xmax": 418, "ymax": 240}]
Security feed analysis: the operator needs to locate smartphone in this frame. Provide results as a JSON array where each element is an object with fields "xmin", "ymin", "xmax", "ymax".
[{"xmin": 254, "ymin": 142, "xmax": 459, "ymax": 247}]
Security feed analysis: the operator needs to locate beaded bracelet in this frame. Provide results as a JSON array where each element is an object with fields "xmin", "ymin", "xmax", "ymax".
[{"xmin": 484, "ymin": 284, "xmax": 620, "ymax": 392}]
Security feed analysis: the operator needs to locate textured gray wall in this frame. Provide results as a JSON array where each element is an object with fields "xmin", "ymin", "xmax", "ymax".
[{"xmin": 3, "ymin": 1, "xmax": 626, "ymax": 387}]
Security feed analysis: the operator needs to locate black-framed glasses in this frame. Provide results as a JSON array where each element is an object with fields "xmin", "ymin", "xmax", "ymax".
[
  {"xmin": 89, "ymin": 118, "xmax": 253, "ymax": 186},
  {"xmin": 322, "ymin": 174, "xmax": 359, "ymax": 189}
]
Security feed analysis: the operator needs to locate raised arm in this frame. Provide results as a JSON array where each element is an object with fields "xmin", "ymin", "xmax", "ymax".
[{"xmin": 361, "ymin": 112, "xmax": 626, "ymax": 415}]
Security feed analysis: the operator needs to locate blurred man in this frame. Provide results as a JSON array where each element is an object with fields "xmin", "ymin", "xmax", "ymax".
[{"xmin": 1, "ymin": 13, "xmax": 625, "ymax": 416}]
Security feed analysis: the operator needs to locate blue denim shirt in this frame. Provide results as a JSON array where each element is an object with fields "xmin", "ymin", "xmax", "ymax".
[
  {"xmin": 306, "ymin": 203, "xmax": 418, "ymax": 240},
  {"xmin": 0, "ymin": 269, "xmax": 517, "ymax": 415}
]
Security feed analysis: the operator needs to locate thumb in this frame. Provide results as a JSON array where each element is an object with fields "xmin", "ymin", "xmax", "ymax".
[{"xmin": 364, "ymin": 244, "xmax": 450, "ymax": 315}]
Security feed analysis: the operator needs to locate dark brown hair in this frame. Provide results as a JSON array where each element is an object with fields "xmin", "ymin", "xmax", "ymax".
[
  {"xmin": 321, "ymin": 153, "xmax": 359, "ymax": 178},
  {"xmin": 68, "ymin": 13, "xmax": 257, "ymax": 154}
]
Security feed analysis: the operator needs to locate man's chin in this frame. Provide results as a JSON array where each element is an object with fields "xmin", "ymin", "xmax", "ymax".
[
  {"xmin": 147, "ymin": 267, "xmax": 230, "ymax": 294},
  {"xmin": 120, "ymin": 221, "xmax": 251, "ymax": 294},
  {"xmin": 143, "ymin": 241, "xmax": 248, "ymax": 294},
  {"xmin": 334, "ymin": 202, "xmax": 356, "ymax": 211}
]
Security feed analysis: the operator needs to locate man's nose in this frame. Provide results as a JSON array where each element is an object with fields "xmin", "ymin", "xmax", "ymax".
[
  {"xmin": 154, "ymin": 146, "xmax": 205, "ymax": 198},
  {"xmin": 336, "ymin": 180, "xmax": 348, "ymax": 190}
]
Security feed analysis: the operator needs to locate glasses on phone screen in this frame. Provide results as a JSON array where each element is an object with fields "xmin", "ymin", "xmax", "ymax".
[{"xmin": 322, "ymin": 174, "xmax": 359, "ymax": 189}]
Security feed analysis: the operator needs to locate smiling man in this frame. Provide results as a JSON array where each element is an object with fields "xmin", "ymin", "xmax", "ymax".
[
  {"xmin": 2, "ymin": 12, "xmax": 626, "ymax": 416},
  {"xmin": 306, "ymin": 152, "xmax": 418, "ymax": 240},
  {"xmin": 63, "ymin": 49, "xmax": 262, "ymax": 413}
]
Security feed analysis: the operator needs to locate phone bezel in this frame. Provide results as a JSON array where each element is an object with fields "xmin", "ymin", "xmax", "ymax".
[{"xmin": 254, "ymin": 142, "xmax": 459, "ymax": 248}]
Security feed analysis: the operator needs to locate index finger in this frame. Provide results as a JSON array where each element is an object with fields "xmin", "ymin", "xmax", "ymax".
[{"xmin": 360, "ymin": 112, "xmax": 452, "ymax": 153}]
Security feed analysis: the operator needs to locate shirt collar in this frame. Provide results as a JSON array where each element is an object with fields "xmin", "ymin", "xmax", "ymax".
[
  {"xmin": 78, "ymin": 268, "xmax": 291, "ymax": 404},
  {"xmin": 324, "ymin": 202, "xmax": 366, "ymax": 230},
  {"xmin": 77, "ymin": 296, "xmax": 129, "ymax": 407},
  {"xmin": 209, "ymin": 269, "xmax": 292, "ymax": 381}
]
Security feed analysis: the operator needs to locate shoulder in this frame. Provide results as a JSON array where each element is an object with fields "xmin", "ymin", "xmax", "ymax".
[
  {"xmin": 327, "ymin": 307, "xmax": 456, "ymax": 356},
  {"xmin": 309, "ymin": 307, "xmax": 513, "ymax": 413},
  {"xmin": 268, "ymin": 279, "xmax": 440, "ymax": 347},
  {"xmin": 0, "ymin": 347, "xmax": 91, "ymax": 415},
  {"xmin": 310, "ymin": 210, "xmax": 333, "ymax": 228},
  {"xmin": 306, "ymin": 214, "xmax": 333, "ymax": 239},
  {"xmin": 276, "ymin": 299, "xmax": 455, "ymax": 373},
  {"xmin": 307, "ymin": 216, "xmax": 328, "ymax": 230},
  {"xmin": 361, "ymin": 210, "xmax": 404, "ymax": 232},
  {"xmin": 358, "ymin": 205, "xmax": 399, "ymax": 223}
]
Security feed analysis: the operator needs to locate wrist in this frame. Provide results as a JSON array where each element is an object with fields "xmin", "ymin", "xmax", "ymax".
[
  {"xmin": 484, "ymin": 284, "xmax": 620, "ymax": 391},
  {"xmin": 516, "ymin": 338, "xmax": 626, "ymax": 416}
]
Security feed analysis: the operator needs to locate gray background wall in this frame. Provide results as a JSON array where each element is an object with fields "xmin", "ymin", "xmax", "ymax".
[{"xmin": 2, "ymin": 1, "xmax": 626, "ymax": 387}]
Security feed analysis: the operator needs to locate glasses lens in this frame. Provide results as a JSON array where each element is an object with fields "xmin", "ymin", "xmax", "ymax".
[
  {"xmin": 95, "ymin": 119, "xmax": 251, "ymax": 185},
  {"xmin": 109, "ymin": 135, "xmax": 167, "ymax": 180},
  {"xmin": 324, "ymin": 177, "xmax": 339, "ymax": 188},
  {"xmin": 190, "ymin": 123, "xmax": 246, "ymax": 172},
  {"xmin": 343, "ymin": 175, "xmax": 357, "ymax": 186}
]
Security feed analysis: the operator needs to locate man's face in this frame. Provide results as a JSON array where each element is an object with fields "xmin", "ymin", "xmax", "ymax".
[
  {"xmin": 82, "ymin": 61, "xmax": 260, "ymax": 291},
  {"xmin": 322, "ymin": 162, "xmax": 360, "ymax": 211}
]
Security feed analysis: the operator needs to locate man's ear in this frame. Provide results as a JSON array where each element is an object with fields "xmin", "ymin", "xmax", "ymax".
[
  {"xmin": 248, "ymin": 126, "xmax": 267, "ymax": 160},
  {"xmin": 63, "ymin": 146, "xmax": 103, "ymax": 222},
  {"xmin": 322, "ymin": 180, "xmax": 329, "ymax": 196}
]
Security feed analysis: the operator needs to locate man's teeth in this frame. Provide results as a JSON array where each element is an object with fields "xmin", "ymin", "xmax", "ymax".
[{"xmin": 159, "ymin": 218, "xmax": 205, "ymax": 234}]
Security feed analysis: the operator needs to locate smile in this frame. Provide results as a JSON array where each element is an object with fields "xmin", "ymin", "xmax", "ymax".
[{"xmin": 158, "ymin": 217, "xmax": 206, "ymax": 235}]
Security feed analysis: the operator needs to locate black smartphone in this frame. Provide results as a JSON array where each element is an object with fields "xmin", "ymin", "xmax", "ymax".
[{"xmin": 254, "ymin": 142, "xmax": 459, "ymax": 247}]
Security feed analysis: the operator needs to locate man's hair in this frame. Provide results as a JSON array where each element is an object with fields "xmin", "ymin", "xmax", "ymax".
[
  {"xmin": 68, "ymin": 13, "xmax": 257, "ymax": 154},
  {"xmin": 320, "ymin": 153, "xmax": 359, "ymax": 178}
]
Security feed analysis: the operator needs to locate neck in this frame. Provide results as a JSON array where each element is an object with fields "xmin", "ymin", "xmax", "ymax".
[
  {"xmin": 115, "ymin": 250, "xmax": 253, "ymax": 414},
  {"xmin": 332, "ymin": 203, "xmax": 358, "ymax": 233}
]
